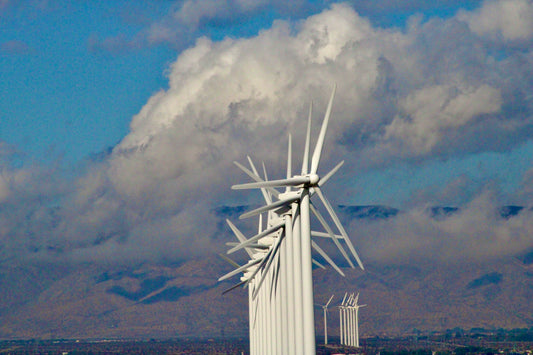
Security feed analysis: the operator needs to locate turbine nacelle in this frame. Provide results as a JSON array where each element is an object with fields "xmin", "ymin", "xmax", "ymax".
[{"xmin": 307, "ymin": 173, "xmax": 320, "ymax": 186}]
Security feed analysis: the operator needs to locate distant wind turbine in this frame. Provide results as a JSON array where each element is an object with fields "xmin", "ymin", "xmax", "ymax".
[{"xmin": 321, "ymin": 294, "xmax": 334, "ymax": 345}]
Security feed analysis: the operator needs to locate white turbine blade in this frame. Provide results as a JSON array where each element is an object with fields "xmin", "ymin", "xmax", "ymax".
[
  {"xmin": 311, "ymin": 240, "xmax": 345, "ymax": 277},
  {"xmin": 222, "ymin": 279, "xmax": 247, "ymax": 295},
  {"xmin": 270, "ymin": 248, "xmax": 282, "ymax": 300},
  {"xmin": 312, "ymin": 258, "xmax": 326, "ymax": 269},
  {"xmin": 286, "ymin": 134, "xmax": 292, "ymax": 193},
  {"xmin": 302, "ymin": 101, "xmax": 312, "ymax": 175},
  {"xmin": 247, "ymin": 156, "xmax": 277, "ymax": 202},
  {"xmin": 319, "ymin": 160, "xmax": 344, "ymax": 187},
  {"xmin": 234, "ymin": 161, "xmax": 278, "ymax": 200},
  {"xmin": 252, "ymin": 235, "xmax": 284, "ymax": 299},
  {"xmin": 226, "ymin": 219, "xmax": 254, "ymax": 258},
  {"xmin": 241, "ymin": 240, "xmax": 277, "ymax": 290},
  {"xmin": 350, "ymin": 293, "xmax": 356, "ymax": 306},
  {"xmin": 311, "ymin": 231, "xmax": 343, "ymax": 240},
  {"xmin": 227, "ymin": 221, "xmax": 285, "ymax": 254},
  {"xmin": 262, "ymin": 161, "xmax": 269, "ymax": 181},
  {"xmin": 218, "ymin": 253, "xmax": 240, "ymax": 268},
  {"xmin": 342, "ymin": 292, "xmax": 348, "ymax": 305},
  {"xmin": 218, "ymin": 258, "xmax": 262, "ymax": 282},
  {"xmin": 310, "ymin": 203, "xmax": 355, "ymax": 268},
  {"xmin": 226, "ymin": 242, "xmax": 269, "ymax": 249},
  {"xmin": 251, "ymin": 288, "xmax": 260, "ymax": 329},
  {"xmin": 347, "ymin": 293, "xmax": 354, "ymax": 306},
  {"xmin": 238, "ymin": 195, "xmax": 299, "ymax": 220},
  {"xmin": 315, "ymin": 187, "xmax": 365, "ymax": 270},
  {"xmin": 325, "ymin": 294, "xmax": 335, "ymax": 308},
  {"xmin": 310, "ymin": 84, "xmax": 336, "ymax": 175},
  {"xmin": 355, "ymin": 292, "xmax": 359, "ymax": 305},
  {"xmin": 232, "ymin": 176, "xmax": 310, "ymax": 190}
]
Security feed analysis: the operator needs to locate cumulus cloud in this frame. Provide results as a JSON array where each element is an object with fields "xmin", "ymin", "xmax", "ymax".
[
  {"xmin": 384, "ymin": 84, "xmax": 502, "ymax": 154},
  {"xmin": 458, "ymin": 0, "xmax": 533, "ymax": 41},
  {"xmin": 2, "ymin": 2, "xmax": 533, "ymax": 266},
  {"xmin": 90, "ymin": 0, "xmax": 312, "ymax": 53}
]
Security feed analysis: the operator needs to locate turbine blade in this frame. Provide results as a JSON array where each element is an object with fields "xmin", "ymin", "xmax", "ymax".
[
  {"xmin": 315, "ymin": 187, "xmax": 365, "ymax": 270},
  {"xmin": 270, "ymin": 249, "xmax": 282, "ymax": 300},
  {"xmin": 232, "ymin": 176, "xmax": 310, "ymax": 190},
  {"xmin": 222, "ymin": 279, "xmax": 247, "ymax": 295},
  {"xmin": 234, "ymin": 161, "xmax": 278, "ymax": 201},
  {"xmin": 218, "ymin": 253, "xmax": 240, "ymax": 268},
  {"xmin": 247, "ymin": 156, "xmax": 274, "ymax": 203},
  {"xmin": 262, "ymin": 161, "xmax": 269, "ymax": 181},
  {"xmin": 312, "ymin": 258, "xmax": 326, "ymax": 269},
  {"xmin": 241, "ymin": 227, "xmax": 284, "ymax": 289},
  {"xmin": 319, "ymin": 160, "xmax": 344, "ymax": 187},
  {"xmin": 302, "ymin": 102, "xmax": 312, "ymax": 175},
  {"xmin": 286, "ymin": 134, "xmax": 292, "ymax": 193},
  {"xmin": 311, "ymin": 231, "xmax": 343, "ymax": 240},
  {"xmin": 310, "ymin": 84, "xmax": 336, "ymax": 174},
  {"xmin": 312, "ymin": 240, "xmax": 345, "ymax": 277},
  {"xmin": 218, "ymin": 258, "xmax": 262, "ymax": 282},
  {"xmin": 227, "ymin": 221, "xmax": 285, "ymax": 254},
  {"xmin": 226, "ymin": 242, "xmax": 269, "ymax": 249},
  {"xmin": 239, "ymin": 195, "xmax": 300, "ymax": 220},
  {"xmin": 226, "ymin": 219, "xmax": 254, "ymax": 258},
  {"xmin": 252, "ymin": 235, "xmax": 284, "ymax": 300},
  {"xmin": 252, "ymin": 291, "xmax": 260, "ymax": 329},
  {"xmin": 342, "ymin": 292, "xmax": 347, "ymax": 305},
  {"xmin": 325, "ymin": 294, "xmax": 335, "ymax": 308},
  {"xmin": 310, "ymin": 202, "xmax": 355, "ymax": 268}
]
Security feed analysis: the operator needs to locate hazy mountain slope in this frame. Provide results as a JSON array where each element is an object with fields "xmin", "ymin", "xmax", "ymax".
[{"xmin": 0, "ymin": 205, "xmax": 532, "ymax": 339}]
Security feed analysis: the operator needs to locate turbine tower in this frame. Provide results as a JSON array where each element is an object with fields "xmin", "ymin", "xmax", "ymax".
[
  {"xmin": 219, "ymin": 85, "xmax": 364, "ymax": 354},
  {"xmin": 321, "ymin": 294, "xmax": 334, "ymax": 345}
]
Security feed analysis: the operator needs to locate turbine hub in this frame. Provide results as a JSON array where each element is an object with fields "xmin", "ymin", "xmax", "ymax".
[{"xmin": 309, "ymin": 173, "xmax": 319, "ymax": 185}]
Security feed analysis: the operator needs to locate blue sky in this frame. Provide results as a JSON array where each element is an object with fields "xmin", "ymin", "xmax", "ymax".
[
  {"xmin": 1, "ymin": 0, "xmax": 533, "ymax": 264},
  {"xmin": 0, "ymin": 1, "xmax": 482, "ymax": 165}
]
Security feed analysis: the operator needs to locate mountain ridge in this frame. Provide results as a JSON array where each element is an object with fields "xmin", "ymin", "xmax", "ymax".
[{"xmin": 0, "ymin": 204, "xmax": 532, "ymax": 339}]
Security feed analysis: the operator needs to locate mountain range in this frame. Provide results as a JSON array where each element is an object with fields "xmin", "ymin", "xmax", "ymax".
[{"xmin": 0, "ymin": 205, "xmax": 532, "ymax": 340}]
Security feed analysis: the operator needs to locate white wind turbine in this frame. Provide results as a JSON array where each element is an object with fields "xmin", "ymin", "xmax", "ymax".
[
  {"xmin": 219, "ymin": 84, "xmax": 364, "ymax": 355},
  {"xmin": 351, "ymin": 292, "xmax": 366, "ymax": 347},
  {"xmin": 321, "ymin": 294, "xmax": 334, "ymax": 345},
  {"xmin": 339, "ymin": 292, "xmax": 348, "ymax": 346}
]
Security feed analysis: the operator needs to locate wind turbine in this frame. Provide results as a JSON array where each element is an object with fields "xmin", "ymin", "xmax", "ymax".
[
  {"xmin": 339, "ymin": 292, "xmax": 348, "ymax": 346},
  {"xmin": 352, "ymin": 292, "xmax": 366, "ymax": 347},
  {"xmin": 321, "ymin": 294, "xmax": 334, "ymax": 345},
  {"xmin": 219, "ymin": 85, "xmax": 364, "ymax": 354}
]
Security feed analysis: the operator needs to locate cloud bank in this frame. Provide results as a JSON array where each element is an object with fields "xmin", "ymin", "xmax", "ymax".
[{"xmin": 1, "ymin": 1, "xmax": 533, "ymax": 267}]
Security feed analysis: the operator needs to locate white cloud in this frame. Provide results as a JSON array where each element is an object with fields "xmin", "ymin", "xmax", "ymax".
[
  {"xmin": 458, "ymin": 0, "xmax": 533, "ymax": 41},
  {"xmin": 351, "ymin": 190, "xmax": 533, "ymax": 264},
  {"xmin": 3, "ymin": 2, "xmax": 533, "ymax": 265},
  {"xmin": 384, "ymin": 84, "xmax": 502, "ymax": 154}
]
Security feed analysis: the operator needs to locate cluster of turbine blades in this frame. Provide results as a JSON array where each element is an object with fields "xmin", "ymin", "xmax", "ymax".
[
  {"xmin": 229, "ymin": 88, "xmax": 363, "ymax": 275},
  {"xmin": 219, "ymin": 85, "xmax": 365, "ymax": 355}
]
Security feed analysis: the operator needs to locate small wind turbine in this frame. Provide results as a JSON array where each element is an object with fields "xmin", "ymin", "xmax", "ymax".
[
  {"xmin": 352, "ymin": 292, "xmax": 366, "ymax": 347},
  {"xmin": 339, "ymin": 292, "xmax": 348, "ymax": 346},
  {"xmin": 321, "ymin": 294, "xmax": 334, "ymax": 345}
]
